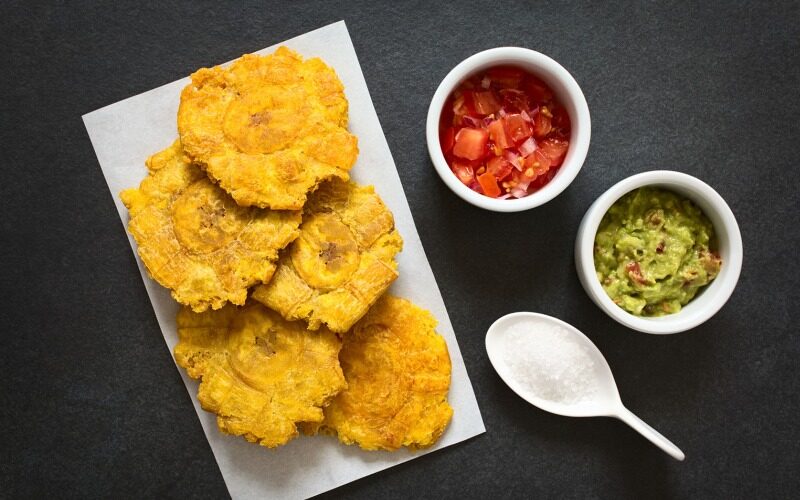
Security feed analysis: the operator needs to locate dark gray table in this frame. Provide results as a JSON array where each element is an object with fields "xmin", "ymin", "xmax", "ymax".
[{"xmin": 2, "ymin": 1, "xmax": 798, "ymax": 498}]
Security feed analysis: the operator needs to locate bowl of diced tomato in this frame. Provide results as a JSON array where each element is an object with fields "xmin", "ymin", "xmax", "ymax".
[{"xmin": 427, "ymin": 47, "xmax": 591, "ymax": 212}]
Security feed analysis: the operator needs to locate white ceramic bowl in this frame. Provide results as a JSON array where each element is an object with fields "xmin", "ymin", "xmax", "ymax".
[
  {"xmin": 575, "ymin": 171, "xmax": 743, "ymax": 334},
  {"xmin": 426, "ymin": 47, "xmax": 591, "ymax": 212}
]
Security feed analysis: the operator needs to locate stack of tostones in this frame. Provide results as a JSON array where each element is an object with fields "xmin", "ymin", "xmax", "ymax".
[
  {"xmin": 121, "ymin": 140, "xmax": 301, "ymax": 312},
  {"xmin": 121, "ymin": 47, "xmax": 453, "ymax": 454},
  {"xmin": 252, "ymin": 179, "xmax": 403, "ymax": 333},
  {"xmin": 174, "ymin": 302, "xmax": 346, "ymax": 448},
  {"xmin": 178, "ymin": 46, "xmax": 358, "ymax": 210}
]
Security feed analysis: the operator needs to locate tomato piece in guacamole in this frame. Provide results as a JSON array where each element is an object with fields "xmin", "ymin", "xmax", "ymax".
[{"xmin": 593, "ymin": 188, "xmax": 722, "ymax": 316}]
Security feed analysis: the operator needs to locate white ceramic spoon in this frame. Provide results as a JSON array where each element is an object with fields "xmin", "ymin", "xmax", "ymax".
[{"xmin": 485, "ymin": 312, "xmax": 685, "ymax": 461}]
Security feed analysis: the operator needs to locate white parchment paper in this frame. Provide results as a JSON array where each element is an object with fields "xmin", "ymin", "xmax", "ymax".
[{"xmin": 83, "ymin": 20, "xmax": 485, "ymax": 499}]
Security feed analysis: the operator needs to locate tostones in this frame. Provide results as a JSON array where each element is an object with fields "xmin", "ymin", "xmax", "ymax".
[
  {"xmin": 120, "ymin": 140, "xmax": 301, "ymax": 312},
  {"xmin": 174, "ymin": 302, "xmax": 347, "ymax": 448},
  {"xmin": 252, "ymin": 179, "xmax": 402, "ymax": 333},
  {"xmin": 306, "ymin": 295, "xmax": 453, "ymax": 451},
  {"xmin": 177, "ymin": 46, "xmax": 359, "ymax": 210}
]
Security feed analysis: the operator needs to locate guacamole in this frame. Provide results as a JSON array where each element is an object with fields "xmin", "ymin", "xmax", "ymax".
[{"xmin": 594, "ymin": 187, "xmax": 722, "ymax": 316}]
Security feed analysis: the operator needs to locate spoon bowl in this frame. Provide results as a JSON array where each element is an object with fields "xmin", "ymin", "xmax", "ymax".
[{"xmin": 486, "ymin": 312, "xmax": 685, "ymax": 461}]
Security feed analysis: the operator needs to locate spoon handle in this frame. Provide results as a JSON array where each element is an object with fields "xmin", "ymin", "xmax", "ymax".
[{"xmin": 616, "ymin": 407, "xmax": 685, "ymax": 461}]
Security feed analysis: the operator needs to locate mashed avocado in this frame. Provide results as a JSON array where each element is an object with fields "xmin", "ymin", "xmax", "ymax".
[{"xmin": 594, "ymin": 187, "xmax": 722, "ymax": 316}]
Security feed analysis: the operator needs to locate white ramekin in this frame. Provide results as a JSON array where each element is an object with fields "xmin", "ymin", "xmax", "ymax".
[
  {"xmin": 575, "ymin": 171, "xmax": 743, "ymax": 334},
  {"xmin": 426, "ymin": 47, "xmax": 591, "ymax": 212}
]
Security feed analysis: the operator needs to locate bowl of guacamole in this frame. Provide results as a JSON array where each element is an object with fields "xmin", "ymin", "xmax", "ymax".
[
  {"xmin": 594, "ymin": 187, "xmax": 721, "ymax": 316},
  {"xmin": 575, "ymin": 171, "xmax": 743, "ymax": 334}
]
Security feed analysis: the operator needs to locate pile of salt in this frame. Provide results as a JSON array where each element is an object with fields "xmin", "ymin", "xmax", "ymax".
[{"xmin": 502, "ymin": 319, "xmax": 599, "ymax": 404}]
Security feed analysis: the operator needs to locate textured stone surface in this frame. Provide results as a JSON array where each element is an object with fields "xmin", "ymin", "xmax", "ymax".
[{"xmin": 1, "ymin": 0, "xmax": 798, "ymax": 498}]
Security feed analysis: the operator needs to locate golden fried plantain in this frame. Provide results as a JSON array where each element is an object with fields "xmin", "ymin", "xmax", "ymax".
[
  {"xmin": 174, "ymin": 302, "xmax": 346, "ymax": 448},
  {"xmin": 252, "ymin": 179, "xmax": 402, "ymax": 333},
  {"xmin": 120, "ymin": 140, "xmax": 301, "ymax": 312},
  {"xmin": 307, "ymin": 295, "xmax": 453, "ymax": 451},
  {"xmin": 178, "ymin": 46, "xmax": 358, "ymax": 210}
]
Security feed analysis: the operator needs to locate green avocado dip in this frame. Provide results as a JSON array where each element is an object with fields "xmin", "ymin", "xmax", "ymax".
[{"xmin": 594, "ymin": 187, "xmax": 722, "ymax": 316}]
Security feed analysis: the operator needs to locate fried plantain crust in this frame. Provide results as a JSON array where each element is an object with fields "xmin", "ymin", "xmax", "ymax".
[
  {"xmin": 177, "ymin": 46, "xmax": 358, "ymax": 210},
  {"xmin": 252, "ymin": 179, "xmax": 402, "ymax": 333},
  {"xmin": 308, "ymin": 295, "xmax": 453, "ymax": 451},
  {"xmin": 174, "ymin": 302, "xmax": 347, "ymax": 448},
  {"xmin": 120, "ymin": 140, "xmax": 301, "ymax": 312}
]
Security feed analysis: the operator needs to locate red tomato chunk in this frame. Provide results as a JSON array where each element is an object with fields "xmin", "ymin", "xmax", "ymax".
[
  {"xmin": 538, "ymin": 138, "xmax": 569, "ymax": 167},
  {"xmin": 504, "ymin": 114, "xmax": 533, "ymax": 143},
  {"xmin": 453, "ymin": 128, "xmax": 488, "ymax": 160},
  {"xmin": 487, "ymin": 156, "xmax": 513, "ymax": 181},
  {"xmin": 477, "ymin": 171, "xmax": 501, "ymax": 198},
  {"xmin": 452, "ymin": 163, "xmax": 475, "ymax": 185},
  {"xmin": 440, "ymin": 65, "xmax": 571, "ymax": 199}
]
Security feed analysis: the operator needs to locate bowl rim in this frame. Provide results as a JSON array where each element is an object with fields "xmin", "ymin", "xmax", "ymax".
[
  {"xmin": 574, "ymin": 170, "xmax": 743, "ymax": 334},
  {"xmin": 426, "ymin": 47, "xmax": 591, "ymax": 213}
]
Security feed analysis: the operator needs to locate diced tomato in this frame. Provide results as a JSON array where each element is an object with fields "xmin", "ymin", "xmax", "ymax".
[
  {"xmin": 523, "ymin": 75, "xmax": 553, "ymax": 103},
  {"xmin": 461, "ymin": 90, "xmax": 478, "ymax": 115},
  {"xmin": 452, "ymin": 94, "xmax": 467, "ymax": 120},
  {"xmin": 503, "ymin": 114, "xmax": 533, "ymax": 143},
  {"xmin": 472, "ymin": 91, "xmax": 501, "ymax": 115},
  {"xmin": 452, "ymin": 93, "xmax": 478, "ymax": 126},
  {"xmin": 440, "ymin": 127, "xmax": 456, "ymax": 153},
  {"xmin": 523, "ymin": 150, "xmax": 552, "ymax": 179},
  {"xmin": 487, "ymin": 157, "xmax": 513, "ymax": 180},
  {"xmin": 532, "ymin": 112, "xmax": 552, "ymax": 138},
  {"xmin": 534, "ymin": 150, "xmax": 552, "ymax": 173},
  {"xmin": 487, "ymin": 66, "xmax": 524, "ymax": 88},
  {"xmin": 452, "ymin": 128, "xmax": 488, "ymax": 160},
  {"xmin": 487, "ymin": 119, "xmax": 511, "ymax": 149},
  {"xmin": 538, "ymin": 138, "xmax": 569, "ymax": 167},
  {"xmin": 626, "ymin": 262, "xmax": 648, "ymax": 285},
  {"xmin": 498, "ymin": 88, "xmax": 529, "ymax": 113},
  {"xmin": 477, "ymin": 171, "xmax": 501, "ymax": 197},
  {"xmin": 451, "ymin": 163, "xmax": 474, "ymax": 185},
  {"xmin": 529, "ymin": 166, "xmax": 558, "ymax": 190},
  {"xmin": 551, "ymin": 105, "xmax": 570, "ymax": 130}
]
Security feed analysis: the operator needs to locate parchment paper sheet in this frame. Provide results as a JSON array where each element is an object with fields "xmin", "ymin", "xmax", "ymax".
[{"xmin": 83, "ymin": 20, "xmax": 485, "ymax": 499}]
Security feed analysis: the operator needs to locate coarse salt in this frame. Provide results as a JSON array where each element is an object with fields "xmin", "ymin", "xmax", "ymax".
[{"xmin": 502, "ymin": 319, "xmax": 599, "ymax": 404}]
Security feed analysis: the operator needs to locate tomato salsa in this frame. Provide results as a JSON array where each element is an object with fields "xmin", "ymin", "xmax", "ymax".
[{"xmin": 439, "ymin": 66, "xmax": 570, "ymax": 198}]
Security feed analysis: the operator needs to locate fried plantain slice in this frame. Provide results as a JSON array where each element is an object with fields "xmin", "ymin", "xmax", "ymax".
[
  {"xmin": 120, "ymin": 140, "xmax": 301, "ymax": 312},
  {"xmin": 174, "ymin": 302, "xmax": 346, "ymax": 448},
  {"xmin": 178, "ymin": 46, "xmax": 359, "ymax": 210},
  {"xmin": 305, "ymin": 295, "xmax": 453, "ymax": 450},
  {"xmin": 252, "ymin": 179, "xmax": 402, "ymax": 333}
]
